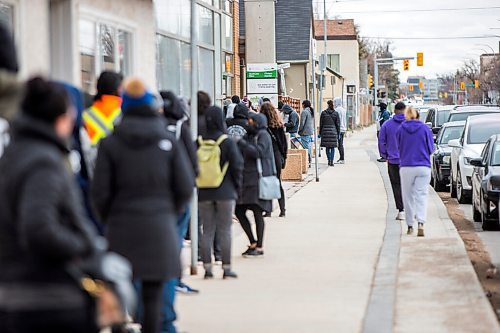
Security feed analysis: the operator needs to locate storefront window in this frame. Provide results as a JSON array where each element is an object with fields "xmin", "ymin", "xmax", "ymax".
[
  {"xmin": 223, "ymin": 0, "xmax": 232, "ymax": 14},
  {"xmin": 79, "ymin": 19, "xmax": 132, "ymax": 93},
  {"xmin": 0, "ymin": 2, "xmax": 14, "ymax": 32},
  {"xmin": 222, "ymin": 14, "xmax": 232, "ymax": 51},
  {"xmin": 157, "ymin": 35, "xmax": 192, "ymax": 98},
  {"xmin": 199, "ymin": 47, "xmax": 215, "ymax": 97},
  {"xmin": 155, "ymin": 0, "xmax": 190, "ymax": 38},
  {"xmin": 198, "ymin": 5, "xmax": 213, "ymax": 45}
]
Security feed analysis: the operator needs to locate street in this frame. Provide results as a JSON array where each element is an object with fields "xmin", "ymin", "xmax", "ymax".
[{"xmin": 176, "ymin": 126, "xmax": 500, "ymax": 333}]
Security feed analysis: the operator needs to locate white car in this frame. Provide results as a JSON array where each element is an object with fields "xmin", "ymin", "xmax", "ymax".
[{"xmin": 449, "ymin": 114, "xmax": 500, "ymax": 203}]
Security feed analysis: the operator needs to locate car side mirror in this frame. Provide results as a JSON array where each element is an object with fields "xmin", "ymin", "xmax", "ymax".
[
  {"xmin": 470, "ymin": 158, "xmax": 484, "ymax": 167},
  {"xmin": 432, "ymin": 127, "xmax": 440, "ymax": 134},
  {"xmin": 448, "ymin": 139, "xmax": 461, "ymax": 148},
  {"xmin": 425, "ymin": 122, "xmax": 432, "ymax": 128}
]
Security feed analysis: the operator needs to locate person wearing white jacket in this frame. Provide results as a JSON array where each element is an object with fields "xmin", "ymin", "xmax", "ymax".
[{"xmin": 333, "ymin": 97, "xmax": 347, "ymax": 164}]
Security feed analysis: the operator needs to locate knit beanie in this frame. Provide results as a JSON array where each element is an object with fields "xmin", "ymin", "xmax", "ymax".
[
  {"xmin": 121, "ymin": 78, "xmax": 155, "ymax": 112},
  {"xmin": 0, "ymin": 23, "xmax": 18, "ymax": 73}
]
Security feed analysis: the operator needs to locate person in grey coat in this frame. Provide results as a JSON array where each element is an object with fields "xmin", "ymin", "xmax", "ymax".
[
  {"xmin": 320, "ymin": 100, "xmax": 341, "ymax": 166},
  {"xmin": 236, "ymin": 113, "xmax": 275, "ymax": 257},
  {"xmin": 298, "ymin": 100, "xmax": 314, "ymax": 165},
  {"xmin": 92, "ymin": 79, "xmax": 194, "ymax": 333}
]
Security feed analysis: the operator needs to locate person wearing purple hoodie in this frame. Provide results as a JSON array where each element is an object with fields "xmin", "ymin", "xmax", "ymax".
[
  {"xmin": 378, "ymin": 102, "xmax": 406, "ymax": 220},
  {"xmin": 396, "ymin": 106, "xmax": 434, "ymax": 237}
]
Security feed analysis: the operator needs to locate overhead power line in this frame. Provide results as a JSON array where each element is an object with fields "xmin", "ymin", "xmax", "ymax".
[
  {"xmin": 337, "ymin": 6, "xmax": 500, "ymax": 14},
  {"xmin": 362, "ymin": 35, "xmax": 499, "ymax": 40}
]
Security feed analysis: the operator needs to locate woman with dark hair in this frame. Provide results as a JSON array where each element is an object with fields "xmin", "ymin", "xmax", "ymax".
[
  {"xmin": 92, "ymin": 79, "xmax": 194, "ymax": 333},
  {"xmin": 259, "ymin": 102, "xmax": 287, "ymax": 217},
  {"xmin": 0, "ymin": 77, "xmax": 99, "ymax": 333},
  {"xmin": 197, "ymin": 90, "xmax": 211, "ymax": 137},
  {"xmin": 299, "ymin": 99, "xmax": 314, "ymax": 166},
  {"xmin": 236, "ymin": 113, "xmax": 275, "ymax": 257},
  {"xmin": 320, "ymin": 100, "xmax": 340, "ymax": 166}
]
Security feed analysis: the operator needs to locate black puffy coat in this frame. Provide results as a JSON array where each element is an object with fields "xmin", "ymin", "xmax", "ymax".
[
  {"xmin": 0, "ymin": 116, "xmax": 96, "ymax": 313},
  {"xmin": 92, "ymin": 106, "xmax": 195, "ymax": 281},
  {"xmin": 198, "ymin": 106, "xmax": 243, "ymax": 202},
  {"xmin": 237, "ymin": 113, "xmax": 274, "ymax": 212},
  {"xmin": 320, "ymin": 109, "xmax": 340, "ymax": 148},
  {"xmin": 268, "ymin": 126, "xmax": 287, "ymax": 171}
]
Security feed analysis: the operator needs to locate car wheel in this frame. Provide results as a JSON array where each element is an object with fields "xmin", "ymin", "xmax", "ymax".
[
  {"xmin": 481, "ymin": 195, "xmax": 500, "ymax": 231},
  {"xmin": 472, "ymin": 191, "xmax": 482, "ymax": 222},
  {"xmin": 457, "ymin": 169, "xmax": 471, "ymax": 204},
  {"xmin": 433, "ymin": 171, "xmax": 446, "ymax": 192}
]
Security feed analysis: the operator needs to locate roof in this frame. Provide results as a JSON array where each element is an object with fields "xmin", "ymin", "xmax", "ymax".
[
  {"xmin": 442, "ymin": 120, "xmax": 466, "ymax": 128},
  {"xmin": 275, "ymin": 0, "xmax": 313, "ymax": 62},
  {"xmin": 239, "ymin": 1, "xmax": 313, "ymax": 62},
  {"xmin": 314, "ymin": 19, "xmax": 357, "ymax": 40}
]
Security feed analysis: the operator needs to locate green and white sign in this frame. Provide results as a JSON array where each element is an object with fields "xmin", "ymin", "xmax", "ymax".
[{"xmin": 246, "ymin": 63, "xmax": 278, "ymax": 107}]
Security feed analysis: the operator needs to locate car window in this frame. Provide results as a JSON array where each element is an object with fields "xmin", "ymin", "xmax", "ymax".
[
  {"xmin": 438, "ymin": 125, "xmax": 464, "ymax": 144},
  {"xmin": 467, "ymin": 122, "xmax": 500, "ymax": 144},
  {"xmin": 492, "ymin": 143, "xmax": 500, "ymax": 166},
  {"xmin": 419, "ymin": 110, "xmax": 429, "ymax": 123},
  {"xmin": 437, "ymin": 110, "xmax": 451, "ymax": 126},
  {"xmin": 448, "ymin": 111, "xmax": 499, "ymax": 122}
]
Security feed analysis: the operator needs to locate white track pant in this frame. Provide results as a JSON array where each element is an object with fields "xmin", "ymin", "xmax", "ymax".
[{"xmin": 400, "ymin": 166, "xmax": 432, "ymax": 226}]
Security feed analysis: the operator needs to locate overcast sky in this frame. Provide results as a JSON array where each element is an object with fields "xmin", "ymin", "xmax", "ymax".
[{"xmin": 314, "ymin": 0, "xmax": 500, "ymax": 81}]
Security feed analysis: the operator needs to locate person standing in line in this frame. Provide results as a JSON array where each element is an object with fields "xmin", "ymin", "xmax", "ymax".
[
  {"xmin": 225, "ymin": 95, "xmax": 240, "ymax": 119},
  {"xmin": 377, "ymin": 102, "xmax": 391, "ymax": 162},
  {"xmin": 333, "ymin": 97, "xmax": 347, "ymax": 164},
  {"xmin": 298, "ymin": 100, "xmax": 314, "ymax": 166},
  {"xmin": 397, "ymin": 106, "xmax": 434, "ymax": 237},
  {"xmin": 319, "ymin": 100, "xmax": 340, "ymax": 166},
  {"xmin": 280, "ymin": 103, "xmax": 299, "ymax": 138},
  {"xmin": 198, "ymin": 106, "xmax": 243, "ymax": 279},
  {"xmin": 92, "ymin": 79, "xmax": 194, "ymax": 333},
  {"xmin": 260, "ymin": 102, "xmax": 287, "ymax": 217},
  {"xmin": 378, "ymin": 102, "xmax": 406, "ymax": 220},
  {"xmin": 236, "ymin": 113, "xmax": 275, "ymax": 257},
  {"xmin": 0, "ymin": 77, "xmax": 99, "ymax": 333}
]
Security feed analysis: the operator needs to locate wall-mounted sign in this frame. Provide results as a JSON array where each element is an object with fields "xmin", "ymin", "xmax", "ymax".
[{"xmin": 246, "ymin": 63, "xmax": 278, "ymax": 107}]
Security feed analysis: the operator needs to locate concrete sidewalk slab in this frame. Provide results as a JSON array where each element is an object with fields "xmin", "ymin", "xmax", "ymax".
[{"xmin": 176, "ymin": 127, "xmax": 387, "ymax": 333}]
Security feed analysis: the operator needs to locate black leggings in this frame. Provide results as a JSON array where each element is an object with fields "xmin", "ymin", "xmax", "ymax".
[
  {"xmin": 236, "ymin": 204, "xmax": 265, "ymax": 248},
  {"xmin": 141, "ymin": 281, "xmax": 164, "ymax": 333}
]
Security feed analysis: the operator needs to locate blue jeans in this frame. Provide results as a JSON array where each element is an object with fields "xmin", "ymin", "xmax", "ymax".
[
  {"xmin": 326, "ymin": 147, "xmax": 335, "ymax": 161},
  {"xmin": 300, "ymin": 135, "xmax": 312, "ymax": 162}
]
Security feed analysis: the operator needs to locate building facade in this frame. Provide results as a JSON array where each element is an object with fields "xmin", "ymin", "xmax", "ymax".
[{"xmin": 0, "ymin": 0, "xmax": 239, "ymax": 102}]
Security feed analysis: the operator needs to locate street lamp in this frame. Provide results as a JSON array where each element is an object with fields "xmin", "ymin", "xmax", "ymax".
[{"xmin": 475, "ymin": 43, "xmax": 496, "ymax": 54}]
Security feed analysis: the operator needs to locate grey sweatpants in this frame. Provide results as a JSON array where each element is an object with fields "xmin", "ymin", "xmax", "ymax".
[
  {"xmin": 400, "ymin": 166, "xmax": 431, "ymax": 226},
  {"xmin": 199, "ymin": 200, "xmax": 235, "ymax": 266}
]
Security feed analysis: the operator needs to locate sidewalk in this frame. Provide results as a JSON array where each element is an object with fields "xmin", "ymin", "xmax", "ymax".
[{"xmin": 176, "ymin": 125, "xmax": 500, "ymax": 333}]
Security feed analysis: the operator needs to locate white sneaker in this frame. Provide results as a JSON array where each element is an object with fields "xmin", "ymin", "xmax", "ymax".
[{"xmin": 396, "ymin": 211, "xmax": 405, "ymax": 220}]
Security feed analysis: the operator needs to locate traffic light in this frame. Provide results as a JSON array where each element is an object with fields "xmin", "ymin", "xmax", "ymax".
[
  {"xmin": 474, "ymin": 80, "xmax": 479, "ymax": 89},
  {"xmin": 417, "ymin": 52, "xmax": 424, "ymax": 66},
  {"xmin": 409, "ymin": 84, "xmax": 414, "ymax": 92},
  {"xmin": 419, "ymin": 81, "xmax": 423, "ymax": 89},
  {"xmin": 368, "ymin": 74, "xmax": 373, "ymax": 88},
  {"xmin": 460, "ymin": 81, "xmax": 465, "ymax": 90},
  {"xmin": 403, "ymin": 59, "xmax": 409, "ymax": 71}
]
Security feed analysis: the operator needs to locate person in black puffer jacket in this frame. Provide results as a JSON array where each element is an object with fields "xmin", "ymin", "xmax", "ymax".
[
  {"xmin": 260, "ymin": 102, "xmax": 287, "ymax": 217},
  {"xmin": 236, "ymin": 113, "xmax": 275, "ymax": 258},
  {"xmin": 199, "ymin": 106, "xmax": 243, "ymax": 279},
  {"xmin": 92, "ymin": 79, "xmax": 194, "ymax": 333},
  {"xmin": 320, "ymin": 100, "xmax": 340, "ymax": 166},
  {"xmin": 0, "ymin": 77, "xmax": 99, "ymax": 333}
]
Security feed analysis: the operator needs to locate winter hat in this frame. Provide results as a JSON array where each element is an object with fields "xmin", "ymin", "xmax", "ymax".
[
  {"xmin": 0, "ymin": 23, "xmax": 18, "ymax": 73},
  {"xmin": 121, "ymin": 78, "xmax": 155, "ymax": 112},
  {"xmin": 22, "ymin": 77, "xmax": 69, "ymax": 123}
]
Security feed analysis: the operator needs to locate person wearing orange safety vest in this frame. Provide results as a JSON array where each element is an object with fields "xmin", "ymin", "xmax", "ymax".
[{"xmin": 83, "ymin": 71, "xmax": 123, "ymax": 147}]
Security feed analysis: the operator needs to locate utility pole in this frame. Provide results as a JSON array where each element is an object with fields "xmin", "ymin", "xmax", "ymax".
[{"xmin": 189, "ymin": 0, "xmax": 199, "ymax": 275}]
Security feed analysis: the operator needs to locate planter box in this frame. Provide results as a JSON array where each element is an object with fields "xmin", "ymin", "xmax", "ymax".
[
  {"xmin": 288, "ymin": 148, "xmax": 308, "ymax": 174},
  {"xmin": 282, "ymin": 153, "xmax": 303, "ymax": 181}
]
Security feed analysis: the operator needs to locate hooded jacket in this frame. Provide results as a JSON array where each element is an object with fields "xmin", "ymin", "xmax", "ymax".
[
  {"xmin": 161, "ymin": 91, "xmax": 198, "ymax": 176},
  {"xmin": 334, "ymin": 98, "xmax": 347, "ymax": 133},
  {"xmin": 198, "ymin": 106, "xmax": 243, "ymax": 202},
  {"xmin": 298, "ymin": 107, "xmax": 314, "ymax": 136},
  {"xmin": 319, "ymin": 108, "xmax": 340, "ymax": 148},
  {"xmin": 92, "ymin": 105, "xmax": 195, "ymax": 281},
  {"xmin": 237, "ymin": 113, "xmax": 274, "ymax": 212},
  {"xmin": 378, "ymin": 113, "xmax": 405, "ymax": 164},
  {"xmin": 226, "ymin": 103, "xmax": 249, "ymax": 129},
  {"xmin": 396, "ymin": 119, "xmax": 434, "ymax": 168},
  {"xmin": 282, "ymin": 104, "xmax": 299, "ymax": 134}
]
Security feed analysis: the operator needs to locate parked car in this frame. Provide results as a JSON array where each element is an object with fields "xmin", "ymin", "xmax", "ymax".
[
  {"xmin": 425, "ymin": 105, "xmax": 454, "ymax": 139},
  {"xmin": 431, "ymin": 121, "xmax": 465, "ymax": 191},
  {"xmin": 447, "ymin": 106, "xmax": 500, "ymax": 123},
  {"xmin": 449, "ymin": 114, "xmax": 500, "ymax": 203},
  {"xmin": 471, "ymin": 134, "xmax": 500, "ymax": 230},
  {"xmin": 413, "ymin": 105, "xmax": 436, "ymax": 124}
]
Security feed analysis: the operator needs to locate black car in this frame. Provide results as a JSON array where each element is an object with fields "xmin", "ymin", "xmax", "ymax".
[
  {"xmin": 431, "ymin": 121, "xmax": 465, "ymax": 191},
  {"xmin": 471, "ymin": 135, "xmax": 500, "ymax": 230},
  {"xmin": 425, "ymin": 106, "xmax": 453, "ymax": 139}
]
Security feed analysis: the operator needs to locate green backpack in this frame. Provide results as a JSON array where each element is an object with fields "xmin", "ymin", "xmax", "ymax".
[{"xmin": 196, "ymin": 135, "xmax": 229, "ymax": 188}]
